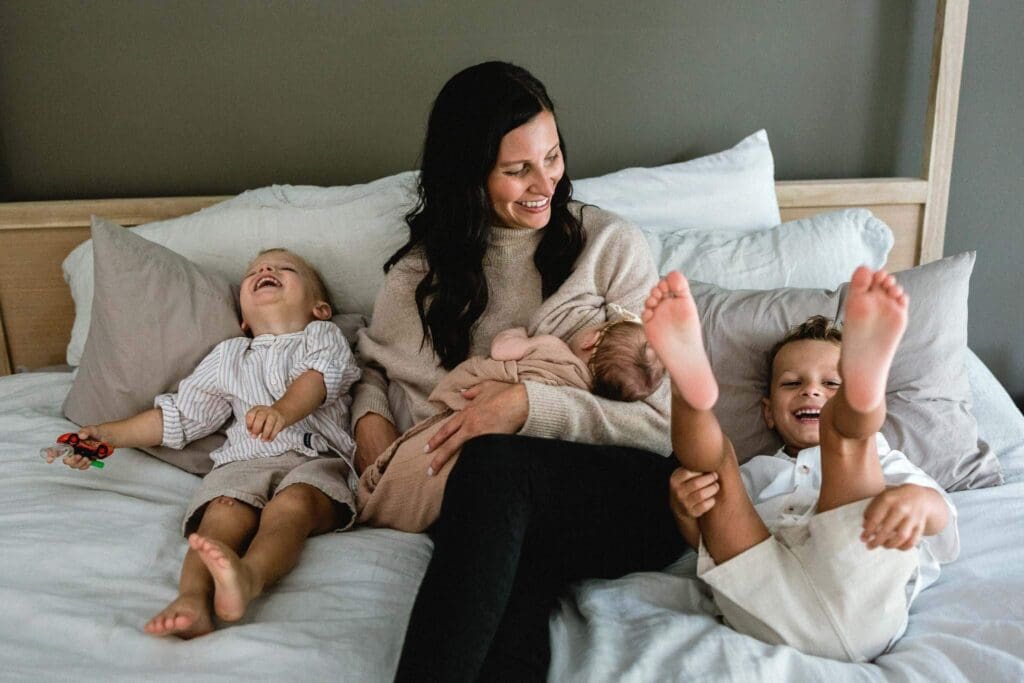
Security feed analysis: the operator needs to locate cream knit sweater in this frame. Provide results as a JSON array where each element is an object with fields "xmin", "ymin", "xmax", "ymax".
[{"xmin": 352, "ymin": 202, "xmax": 671, "ymax": 455}]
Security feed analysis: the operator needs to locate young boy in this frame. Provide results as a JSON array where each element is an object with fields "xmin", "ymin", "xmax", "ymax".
[
  {"xmin": 48, "ymin": 248, "xmax": 361, "ymax": 639},
  {"xmin": 357, "ymin": 312, "xmax": 666, "ymax": 532},
  {"xmin": 642, "ymin": 267, "xmax": 959, "ymax": 662}
]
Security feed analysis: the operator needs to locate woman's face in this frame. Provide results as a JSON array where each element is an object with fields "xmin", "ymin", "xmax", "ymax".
[{"xmin": 487, "ymin": 110, "xmax": 565, "ymax": 230}]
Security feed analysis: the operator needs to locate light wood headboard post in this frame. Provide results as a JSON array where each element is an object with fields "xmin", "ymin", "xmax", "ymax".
[{"xmin": 920, "ymin": 0, "xmax": 969, "ymax": 264}]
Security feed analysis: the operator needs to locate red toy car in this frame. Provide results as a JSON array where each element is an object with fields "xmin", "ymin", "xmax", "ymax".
[{"xmin": 56, "ymin": 432, "xmax": 113, "ymax": 461}]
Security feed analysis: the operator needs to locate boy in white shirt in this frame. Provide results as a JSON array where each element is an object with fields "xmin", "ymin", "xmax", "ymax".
[
  {"xmin": 48, "ymin": 248, "xmax": 360, "ymax": 639},
  {"xmin": 642, "ymin": 267, "xmax": 959, "ymax": 661}
]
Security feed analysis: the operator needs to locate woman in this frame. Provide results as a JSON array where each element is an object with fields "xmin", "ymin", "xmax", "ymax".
[{"xmin": 351, "ymin": 61, "xmax": 687, "ymax": 682}]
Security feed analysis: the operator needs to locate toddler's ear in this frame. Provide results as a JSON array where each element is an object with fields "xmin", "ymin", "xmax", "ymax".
[
  {"xmin": 761, "ymin": 397, "xmax": 775, "ymax": 429},
  {"xmin": 312, "ymin": 301, "xmax": 332, "ymax": 321},
  {"xmin": 240, "ymin": 320, "xmax": 250, "ymax": 334}
]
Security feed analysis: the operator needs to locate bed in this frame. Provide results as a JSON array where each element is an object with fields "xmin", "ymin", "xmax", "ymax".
[{"xmin": 3, "ymin": 1, "xmax": 1023, "ymax": 681}]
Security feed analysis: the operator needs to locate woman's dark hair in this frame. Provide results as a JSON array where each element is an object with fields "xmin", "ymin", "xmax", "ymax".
[{"xmin": 385, "ymin": 61, "xmax": 585, "ymax": 369}]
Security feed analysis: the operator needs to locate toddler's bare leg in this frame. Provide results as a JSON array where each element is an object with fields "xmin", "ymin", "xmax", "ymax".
[
  {"xmin": 191, "ymin": 483, "xmax": 341, "ymax": 622},
  {"xmin": 817, "ymin": 267, "xmax": 908, "ymax": 513},
  {"xmin": 144, "ymin": 497, "xmax": 258, "ymax": 637},
  {"xmin": 643, "ymin": 271, "xmax": 722, "ymax": 471},
  {"xmin": 644, "ymin": 272, "xmax": 769, "ymax": 563},
  {"xmin": 697, "ymin": 445, "xmax": 771, "ymax": 565}
]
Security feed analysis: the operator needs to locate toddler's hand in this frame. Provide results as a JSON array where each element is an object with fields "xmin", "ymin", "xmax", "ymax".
[
  {"xmin": 41, "ymin": 445, "xmax": 92, "ymax": 470},
  {"xmin": 862, "ymin": 484, "xmax": 930, "ymax": 550},
  {"xmin": 669, "ymin": 467, "xmax": 720, "ymax": 520},
  {"xmin": 246, "ymin": 405, "xmax": 286, "ymax": 442}
]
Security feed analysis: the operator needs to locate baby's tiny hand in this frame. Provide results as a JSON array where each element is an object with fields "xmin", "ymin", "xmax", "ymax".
[
  {"xmin": 246, "ymin": 405, "xmax": 287, "ymax": 442},
  {"xmin": 669, "ymin": 467, "xmax": 720, "ymax": 519},
  {"xmin": 862, "ymin": 485, "xmax": 930, "ymax": 551}
]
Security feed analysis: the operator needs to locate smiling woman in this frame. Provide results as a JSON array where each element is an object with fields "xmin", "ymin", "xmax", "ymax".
[
  {"xmin": 347, "ymin": 61, "xmax": 686, "ymax": 682},
  {"xmin": 487, "ymin": 110, "xmax": 565, "ymax": 230}
]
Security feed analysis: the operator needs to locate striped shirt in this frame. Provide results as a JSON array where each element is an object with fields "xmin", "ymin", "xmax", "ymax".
[{"xmin": 155, "ymin": 320, "xmax": 361, "ymax": 469}]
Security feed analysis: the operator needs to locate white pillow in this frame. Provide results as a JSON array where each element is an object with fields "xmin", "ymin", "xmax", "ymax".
[
  {"xmin": 63, "ymin": 172, "xmax": 417, "ymax": 365},
  {"xmin": 64, "ymin": 132, "xmax": 780, "ymax": 366},
  {"xmin": 572, "ymin": 130, "xmax": 781, "ymax": 238},
  {"xmin": 652, "ymin": 208, "xmax": 894, "ymax": 290}
]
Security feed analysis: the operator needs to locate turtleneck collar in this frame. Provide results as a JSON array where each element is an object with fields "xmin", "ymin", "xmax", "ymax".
[{"xmin": 489, "ymin": 224, "xmax": 545, "ymax": 247}]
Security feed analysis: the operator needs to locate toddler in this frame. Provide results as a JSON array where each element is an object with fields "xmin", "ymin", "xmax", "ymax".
[
  {"xmin": 357, "ymin": 312, "xmax": 665, "ymax": 532},
  {"xmin": 643, "ymin": 267, "xmax": 958, "ymax": 661},
  {"xmin": 48, "ymin": 248, "xmax": 361, "ymax": 639}
]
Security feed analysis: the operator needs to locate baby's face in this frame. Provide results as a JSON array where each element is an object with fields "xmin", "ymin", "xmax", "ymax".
[
  {"xmin": 762, "ymin": 339, "xmax": 842, "ymax": 454},
  {"xmin": 239, "ymin": 252, "xmax": 327, "ymax": 334}
]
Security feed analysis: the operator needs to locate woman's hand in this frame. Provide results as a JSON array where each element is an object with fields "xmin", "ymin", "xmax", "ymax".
[
  {"xmin": 425, "ymin": 381, "xmax": 528, "ymax": 475},
  {"xmin": 354, "ymin": 413, "xmax": 400, "ymax": 474}
]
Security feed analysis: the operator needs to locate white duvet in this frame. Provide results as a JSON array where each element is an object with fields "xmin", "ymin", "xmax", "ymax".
[{"xmin": 1, "ymin": 352, "xmax": 1022, "ymax": 682}]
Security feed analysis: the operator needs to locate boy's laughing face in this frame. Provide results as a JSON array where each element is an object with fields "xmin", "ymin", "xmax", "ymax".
[
  {"xmin": 239, "ymin": 251, "xmax": 330, "ymax": 336},
  {"xmin": 762, "ymin": 339, "xmax": 842, "ymax": 455}
]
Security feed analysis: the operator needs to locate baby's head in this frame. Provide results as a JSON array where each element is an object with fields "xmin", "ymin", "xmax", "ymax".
[
  {"xmin": 239, "ymin": 248, "xmax": 333, "ymax": 336},
  {"xmin": 762, "ymin": 315, "xmax": 843, "ymax": 454},
  {"xmin": 570, "ymin": 321, "xmax": 665, "ymax": 402}
]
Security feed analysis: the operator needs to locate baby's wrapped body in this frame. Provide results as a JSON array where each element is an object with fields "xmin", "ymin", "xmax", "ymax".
[{"xmin": 357, "ymin": 336, "xmax": 590, "ymax": 532}]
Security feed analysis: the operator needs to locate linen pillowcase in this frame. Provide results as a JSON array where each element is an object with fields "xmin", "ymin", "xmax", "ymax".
[
  {"xmin": 62, "ymin": 172, "xmax": 417, "ymax": 365},
  {"xmin": 653, "ymin": 208, "xmax": 893, "ymax": 290},
  {"xmin": 692, "ymin": 251, "xmax": 1002, "ymax": 491},
  {"xmin": 63, "ymin": 217, "xmax": 371, "ymax": 476},
  {"xmin": 572, "ymin": 130, "xmax": 781, "ymax": 237},
  {"xmin": 63, "ymin": 217, "xmax": 242, "ymax": 475}
]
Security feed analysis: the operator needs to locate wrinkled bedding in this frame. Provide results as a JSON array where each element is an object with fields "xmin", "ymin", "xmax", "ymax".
[{"xmin": 0, "ymin": 351, "xmax": 1021, "ymax": 682}]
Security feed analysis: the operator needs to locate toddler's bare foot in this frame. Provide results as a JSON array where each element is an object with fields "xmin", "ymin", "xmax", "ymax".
[
  {"xmin": 189, "ymin": 533, "xmax": 261, "ymax": 622},
  {"xmin": 143, "ymin": 593, "xmax": 214, "ymax": 639},
  {"xmin": 642, "ymin": 271, "xmax": 718, "ymax": 410},
  {"xmin": 841, "ymin": 266, "xmax": 908, "ymax": 412}
]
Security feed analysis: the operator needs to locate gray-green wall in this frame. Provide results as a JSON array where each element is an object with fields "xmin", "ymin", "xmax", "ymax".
[{"xmin": 1, "ymin": 1, "xmax": 1021, "ymax": 400}]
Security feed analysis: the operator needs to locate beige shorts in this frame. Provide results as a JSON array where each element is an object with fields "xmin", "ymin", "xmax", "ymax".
[
  {"xmin": 698, "ymin": 498, "xmax": 920, "ymax": 662},
  {"xmin": 183, "ymin": 452, "xmax": 356, "ymax": 536}
]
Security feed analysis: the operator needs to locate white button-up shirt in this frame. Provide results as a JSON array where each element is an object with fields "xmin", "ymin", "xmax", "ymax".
[
  {"xmin": 740, "ymin": 433, "xmax": 960, "ymax": 602},
  {"xmin": 155, "ymin": 321, "xmax": 361, "ymax": 469}
]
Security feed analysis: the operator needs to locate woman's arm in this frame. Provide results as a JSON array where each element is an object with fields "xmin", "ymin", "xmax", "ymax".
[
  {"xmin": 521, "ymin": 380, "xmax": 671, "ymax": 454},
  {"xmin": 522, "ymin": 210, "xmax": 670, "ymax": 452},
  {"xmin": 354, "ymin": 412, "xmax": 401, "ymax": 473}
]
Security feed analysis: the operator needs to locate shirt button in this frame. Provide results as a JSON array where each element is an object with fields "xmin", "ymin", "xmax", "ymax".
[
  {"xmin": 786, "ymin": 506, "xmax": 795, "ymax": 513},
  {"xmin": 799, "ymin": 465, "xmax": 810, "ymax": 474}
]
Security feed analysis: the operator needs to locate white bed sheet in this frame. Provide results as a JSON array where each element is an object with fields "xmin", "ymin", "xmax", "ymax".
[
  {"xmin": 0, "ymin": 352, "xmax": 1021, "ymax": 682},
  {"xmin": 549, "ymin": 351, "xmax": 1024, "ymax": 682}
]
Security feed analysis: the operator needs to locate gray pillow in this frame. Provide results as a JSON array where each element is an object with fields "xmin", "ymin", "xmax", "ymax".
[
  {"xmin": 63, "ymin": 217, "xmax": 241, "ymax": 475},
  {"xmin": 692, "ymin": 251, "xmax": 1003, "ymax": 491}
]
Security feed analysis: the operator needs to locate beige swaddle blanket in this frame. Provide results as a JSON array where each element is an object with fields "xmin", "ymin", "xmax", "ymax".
[{"xmin": 357, "ymin": 337, "xmax": 591, "ymax": 532}]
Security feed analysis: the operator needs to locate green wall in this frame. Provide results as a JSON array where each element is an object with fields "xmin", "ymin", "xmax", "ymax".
[{"xmin": 1, "ymin": 1, "xmax": 1021, "ymax": 400}]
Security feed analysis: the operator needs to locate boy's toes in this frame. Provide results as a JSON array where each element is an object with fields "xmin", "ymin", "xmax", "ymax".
[{"xmin": 850, "ymin": 265, "xmax": 872, "ymax": 291}]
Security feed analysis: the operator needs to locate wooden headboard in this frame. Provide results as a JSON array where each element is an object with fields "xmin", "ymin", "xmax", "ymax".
[{"xmin": 0, "ymin": 0, "xmax": 968, "ymax": 377}]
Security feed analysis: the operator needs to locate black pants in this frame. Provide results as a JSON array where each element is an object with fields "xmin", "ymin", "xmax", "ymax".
[{"xmin": 394, "ymin": 434, "xmax": 686, "ymax": 683}]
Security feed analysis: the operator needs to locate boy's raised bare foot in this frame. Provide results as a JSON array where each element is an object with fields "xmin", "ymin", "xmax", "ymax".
[
  {"xmin": 143, "ymin": 593, "xmax": 214, "ymax": 638},
  {"xmin": 189, "ymin": 533, "xmax": 261, "ymax": 622},
  {"xmin": 642, "ymin": 271, "xmax": 718, "ymax": 410},
  {"xmin": 841, "ymin": 266, "xmax": 908, "ymax": 412}
]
